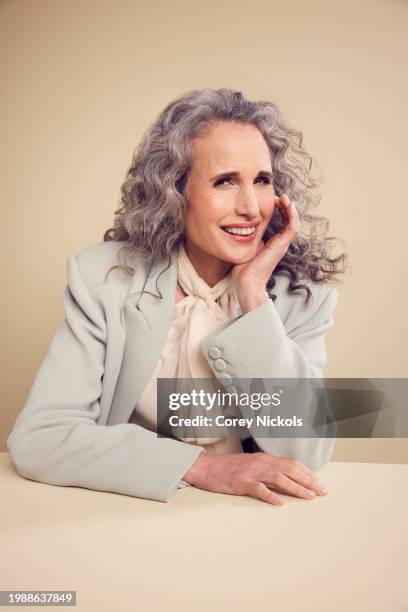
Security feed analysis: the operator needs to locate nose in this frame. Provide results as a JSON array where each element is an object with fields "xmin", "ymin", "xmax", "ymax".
[{"xmin": 234, "ymin": 184, "xmax": 260, "ymax": 218}]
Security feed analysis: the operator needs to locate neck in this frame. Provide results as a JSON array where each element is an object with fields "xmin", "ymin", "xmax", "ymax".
[{"xmin": 183, "ymin": 238, "xmax": 233, "ymax": 287}]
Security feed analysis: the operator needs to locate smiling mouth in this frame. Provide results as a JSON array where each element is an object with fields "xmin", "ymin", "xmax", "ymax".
[
  {"xmin": 220, "ymin": 225, "xmax": 258, "ymax": 242},
  {"xmin": 221, "ymin": 226, "xmax": 257, "ymax": 236}
]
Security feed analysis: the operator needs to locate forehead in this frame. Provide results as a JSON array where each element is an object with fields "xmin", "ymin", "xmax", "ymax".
[{"xmin": 191, "ymin": 121, "xmax": 272, "ymax": 171}]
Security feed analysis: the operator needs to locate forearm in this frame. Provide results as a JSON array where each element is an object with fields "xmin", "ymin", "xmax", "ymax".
[
  {"xmin": 200, "ymin": 298, "xmax": 317, "ymax": 380},
  {"xmin": 199, "ymin": 288, "xmax": 338, "ymax": 469},
  {"xmin": 7, "ymin": 404, "xmax": 204, "ymax": 503}
]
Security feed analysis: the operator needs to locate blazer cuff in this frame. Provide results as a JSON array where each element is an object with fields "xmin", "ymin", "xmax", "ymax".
[
  {"xmin": 164, "ymin": 444, "xmax": 204, "ymax": 499},
  {"xmin": 199, "ymin": 298, "xmax": 285, "ymax": 384}
]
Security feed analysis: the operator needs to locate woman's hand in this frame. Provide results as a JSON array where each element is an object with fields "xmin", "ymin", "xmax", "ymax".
[
  {"xmin": 232, "ymin": 193, "xmax": 301, "ymax": 314},
  {"xmin": 182, "ymin": 451, "xmax": 328, "ymax": 506}
]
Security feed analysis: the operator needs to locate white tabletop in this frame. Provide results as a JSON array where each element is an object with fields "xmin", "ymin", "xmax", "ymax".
[{"xmin": 1, "ymin": 452, "xmax": 407, "ymax": 612}]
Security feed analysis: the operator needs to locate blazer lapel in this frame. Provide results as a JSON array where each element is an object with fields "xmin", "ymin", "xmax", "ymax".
[{"xmin": 107, "ymin": 248, "xmax": 179, "ymax": 425}]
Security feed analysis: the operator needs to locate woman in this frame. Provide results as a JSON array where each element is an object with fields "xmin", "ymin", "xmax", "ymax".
[{"xmin": 7, "ymin": 88, "xmax": 347, "ymax": 506}]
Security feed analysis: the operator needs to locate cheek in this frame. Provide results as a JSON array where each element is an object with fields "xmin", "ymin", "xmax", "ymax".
[
  {"xmin": 185, "ymin": 206, "xmax": 215, "ymax": 241},
  {"xmin": 186, "ymin": 205, "xmax": 211, "ymax": 227},
  {"xmin": 189, "ymin": 197, "xmax": 226, "ymax": 226},
  {"xmin": 186, "ymin": 185, "xmax": 234, "ymax": 227},
  {"xmin": 260, "ymin": 199, "xmax": 275, "ymax": 220}
]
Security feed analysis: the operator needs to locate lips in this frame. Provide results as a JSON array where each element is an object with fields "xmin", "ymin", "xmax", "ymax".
[
  {"xmin": 220, "ymin": 223, "xmax": 260, "ymax": 229},
  {"xmin": 220, "ymin": 225, "xmax": 258, "ymax": 243}
]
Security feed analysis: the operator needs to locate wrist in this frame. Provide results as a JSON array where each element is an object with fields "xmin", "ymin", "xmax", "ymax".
[
  {"xmin": 238, "ymin": 289, "xmax": 269, "ymax": 314},
  {"xmin": 182, "ymin": 450, "xmax": 210, "ymax": 487}
]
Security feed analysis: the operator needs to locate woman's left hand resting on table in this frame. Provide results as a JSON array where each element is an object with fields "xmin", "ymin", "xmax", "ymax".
[{"xmin": 232, "ymin": 193, "xmax": 301, "ymax": 314}]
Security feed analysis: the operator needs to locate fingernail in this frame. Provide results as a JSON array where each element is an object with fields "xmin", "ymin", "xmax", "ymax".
[
  {"xmin": 306, "ymin": 490, "xmax": 316, "ymax": 497},
  {"xmin": 318, "ymin": 485, "xmax": 328, "ymax": 493}
]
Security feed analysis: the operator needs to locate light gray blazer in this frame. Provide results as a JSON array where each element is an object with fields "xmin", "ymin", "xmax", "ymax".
[{"xmin": 7, "ymin": 240, "xmax": 338, "ymax": 502}]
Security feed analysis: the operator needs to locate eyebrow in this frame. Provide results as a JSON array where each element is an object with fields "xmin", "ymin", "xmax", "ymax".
[{"xmin": 211, "ymin": 170, "xmax": 273, "ymax": 181}]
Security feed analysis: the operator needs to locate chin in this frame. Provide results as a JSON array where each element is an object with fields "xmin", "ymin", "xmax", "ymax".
[{"xmin": 218, "ymin": 246, "xmax": 258, "ymax": 265}]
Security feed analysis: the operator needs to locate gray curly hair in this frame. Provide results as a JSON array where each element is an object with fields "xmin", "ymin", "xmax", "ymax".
[{"xmin": 103, "ymin": 87, "xmax": 348, "ymax": 304}]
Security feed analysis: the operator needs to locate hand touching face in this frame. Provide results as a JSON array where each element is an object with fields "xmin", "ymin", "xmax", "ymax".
[
  {"xmin": 231, "ymin": 192, "xmax": 301, "ymax": 312},
  {"xmin": 184, "ymin": 121, "xmax": 276, "ymax": 286}
]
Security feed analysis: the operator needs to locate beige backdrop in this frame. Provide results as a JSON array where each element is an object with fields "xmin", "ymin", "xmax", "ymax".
[{"xmin": 1, "ymin": 0, "xmax": 407, "ymax": 462}]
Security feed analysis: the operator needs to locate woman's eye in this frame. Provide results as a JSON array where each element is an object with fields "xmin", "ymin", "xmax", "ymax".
[
  {"xmin": 214, "ymin": 176, "xmax": 272, "ymax": 187},
  {"xmin": 215, "ymin": 178, "xmax": 232, "ymax": 187}
]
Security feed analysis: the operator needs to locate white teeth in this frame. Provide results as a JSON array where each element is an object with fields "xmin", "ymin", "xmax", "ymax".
[{"xmin": 223, "ymin": 226, "xmax": 256, "ymax": 236}]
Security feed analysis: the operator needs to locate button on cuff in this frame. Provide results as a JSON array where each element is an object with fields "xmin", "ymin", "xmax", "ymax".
[
  {"xmin": 217, "ymin": 372, "xmax": 232, "ymax": 383},
  {"xmin": 208, "ymin": 346, "xmax": 221, "ymax": 359},
  {"xmin": 214, "ymin": 358, "xmax": 226, "ymax": 371}
]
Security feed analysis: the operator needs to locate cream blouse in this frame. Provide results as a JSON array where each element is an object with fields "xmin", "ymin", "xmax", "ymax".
[{"xmin": 128, "ymin": 242, "xmax": 244, "ymax": 455}]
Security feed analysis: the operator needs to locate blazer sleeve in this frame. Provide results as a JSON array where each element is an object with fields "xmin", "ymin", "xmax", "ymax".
[
  {"xmin": 199, "ymin": 283, "xmax": 339, "ymax": 470},
  {"xmin": 6, "ymin": 254, "xmax": 204, "ymax": 503}
]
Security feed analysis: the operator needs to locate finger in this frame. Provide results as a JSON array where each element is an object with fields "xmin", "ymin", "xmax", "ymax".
[
  {"xmin": 271, "ymin": 196, "xmax": 290, "ymax": 233},
  {"xmin": 255, "ymin": 453, "xmax": 328, "ymax": 496},
  {"xmin": 263, "ymin": 226, "xmax": 295, "ymax": 254},
  {"xmin": 255, "ymin": 239, "xmax": 265, "ymax": 255},
  {"xmin": 280, "ymin": 457, "xmax": 315, "ymax": 478},
  {"xmin": 279, "ymin": 464, "xmax": 328, "ymax": 496},
  {"xmin": 243, "ymin": 481, "xmax": 286, "ymax": 506},
  {"xmin": 263, "ymin": 202, "xmax": 300, "ymax": 255},
  {"xmin": 263, "ymin": 454, "xmax": 316, "ymax": 479},
  {"xmin": 266, "ymin": 473, "xmax": 318, "ymax": 500},
  {"xmin": 277, "ymin": 194, "xmax": 301, "ymax": 236}
]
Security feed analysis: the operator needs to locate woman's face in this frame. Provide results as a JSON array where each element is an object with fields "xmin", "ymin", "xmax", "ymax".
[{"xmin": 184, "ymin": 121, "xmax": 276, "ymax": 281}]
